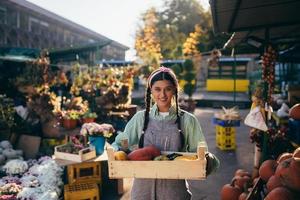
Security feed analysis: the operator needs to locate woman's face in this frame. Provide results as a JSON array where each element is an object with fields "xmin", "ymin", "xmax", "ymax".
[{"xmin": 151, "ymin": 80, "xmax": 175, "ymax": 112}]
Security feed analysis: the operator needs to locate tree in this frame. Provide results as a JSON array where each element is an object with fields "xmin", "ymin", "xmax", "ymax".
[
  {"xmin": 157, "ymin": 0, "xmax": 211, "ymax": 59},
  {"xmin": 135, "ymin": 7, "xmax": 162, "ymax": 69},
  {"xmin": 183, "ymin": 24, "xmax": 202, "ymax": 57}
]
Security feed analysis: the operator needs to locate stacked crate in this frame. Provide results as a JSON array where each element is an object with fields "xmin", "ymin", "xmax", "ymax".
[
  {"xmin": 213, "ymin": 118, "xmax": 240, "ymax": 150},
  {"xmin": 216, "ymin": 125, "xmax": 236, "ymax": 150},
  {"xmin": 64, "ymin": 162, "xmax": 101, "ymax": 200}
]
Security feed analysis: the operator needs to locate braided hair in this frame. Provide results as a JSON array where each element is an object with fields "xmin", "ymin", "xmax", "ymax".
[{"xmin": 138, "ymin": 67, "xmax": 184, "ymax": 149}]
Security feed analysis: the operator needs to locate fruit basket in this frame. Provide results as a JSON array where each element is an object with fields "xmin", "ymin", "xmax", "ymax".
[
  {"xmin": 107, "ymin": 142, "xmax": 207, "ymax": 180},
  {"xmin": 54, "ymin": 144, "xmax": 96, "ymax": 162}
]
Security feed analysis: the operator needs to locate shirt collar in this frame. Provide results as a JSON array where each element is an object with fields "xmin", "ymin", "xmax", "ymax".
[{"xmin": 150, "ymin": 103, "xmax": 177, "ymax": 116}]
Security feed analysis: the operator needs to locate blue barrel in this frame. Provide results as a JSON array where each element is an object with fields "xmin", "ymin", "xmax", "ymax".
[{"xmin": 88, "ymin": 135, "xmax": 105, "ymax": 155}]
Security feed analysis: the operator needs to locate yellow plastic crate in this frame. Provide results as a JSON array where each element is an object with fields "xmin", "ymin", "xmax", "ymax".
[
  {"xmin": 216, "ymin": 136, "xmax": 236, "ymax": 150},
  {"xmin": 216, "ymin": 125, "xmax": 236, "ymax": 150},
  {"xmin": 64, "ymin": 182, "xmax": 100, "ymax": 200},
  {"xmin": 67, "ymin": 162, "xmax": 101, "ymax": 184},
  {"xmin": 216, "ymin": 125, "xmax": 236, "ymax": 135}
]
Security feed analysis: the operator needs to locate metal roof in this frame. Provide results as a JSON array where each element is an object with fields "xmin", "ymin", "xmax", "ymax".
[
  {"xmin": 210, "ymin": 0, "xmax": 300, "ymax": 48},
  {"xmin": 8, "ymin": 0, "xmax": 129, "ymax": 50}
]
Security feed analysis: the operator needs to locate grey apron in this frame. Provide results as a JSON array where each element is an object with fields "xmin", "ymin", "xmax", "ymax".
[{"xmin": 131, "ymin": 117, "xmax": 191, "ymax": 200}]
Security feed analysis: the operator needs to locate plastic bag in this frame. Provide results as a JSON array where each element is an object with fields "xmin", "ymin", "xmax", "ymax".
[{"xmin": 244, "ymin": 106, "xmax": 268, "ymax": 131}]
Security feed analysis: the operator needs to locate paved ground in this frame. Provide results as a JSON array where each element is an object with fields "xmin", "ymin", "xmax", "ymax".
[{"xmin": 103, "ymin": 107, "xmax": 254, "ymax": 200}]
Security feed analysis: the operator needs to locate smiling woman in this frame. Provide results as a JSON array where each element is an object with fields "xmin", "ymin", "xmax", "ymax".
[{"xmin": 112, "ymin": 66, "xmax": 220, "ymax": 200}]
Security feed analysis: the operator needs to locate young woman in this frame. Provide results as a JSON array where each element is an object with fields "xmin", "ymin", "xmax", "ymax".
[{"xmin": 113, "ymin": 66, "xmax": 219, "ymax": 200}]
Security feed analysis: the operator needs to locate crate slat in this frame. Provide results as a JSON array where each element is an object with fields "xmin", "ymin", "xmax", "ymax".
[{"xmin": 107, "ymin": 142, "xmax": 206, "ymax": 180}]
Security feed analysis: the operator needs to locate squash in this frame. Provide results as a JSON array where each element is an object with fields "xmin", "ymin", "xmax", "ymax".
[
  {"xmin": 264, "ymin": 187, "xmax": 294, "ymax": 200},
  {"xmin": 233, "ymin": 176, "xmax": 251, "ymax": 190},
  {"xmin": 259, "ymin": 159, "xmax": 277, "ymax": 182},
  {"xmin": 293, "ymin": 147, "xmax": 300, "ymax": 160},
  {"xmin": 221, "ymin": 179, "xmax": 243, "ymax": 200},
  {"xmin": 289, "ymin": 103, "xmax": 300, "ymax": 120},
  {"xmin": 234, "ymin": 169, "xmax": 251, "ymax": 178},
  {"xmin": 266, "ymin": 175, "xmax": 283, "ymax": 192},
  {"xmin": 277, "ymin": 153, "xmax": 293, "ymax": 164},
  {"xmin": 284, "ymin": 158, "xmax": 300, "ymax": 192},
  {"xmin": 275, "ymin": 157, "xmax": 291, "ymax": 178},
  {"xmin": 238, "ymin": 192, "xmax": 248, "ymax": 200},
  {"xmin": 114, "ymin": 151, "xmax": 128, "ymax": 160}
]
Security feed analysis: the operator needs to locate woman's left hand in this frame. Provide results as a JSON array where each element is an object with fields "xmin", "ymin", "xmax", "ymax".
[{"xmin": 205, "ymin": 152, "xmax": 220, "ymax": 176}]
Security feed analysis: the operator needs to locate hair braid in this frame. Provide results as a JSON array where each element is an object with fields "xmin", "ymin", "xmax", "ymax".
[
  {"xmin": 175, "ymin": 90, "xmax": 184, "ymax": 149},
  {"xmin": 139, "ymin": 87, "xmax": 151, "ymax": 148}
]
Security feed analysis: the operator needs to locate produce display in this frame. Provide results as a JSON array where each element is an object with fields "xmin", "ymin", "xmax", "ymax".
[
  {"xmin": 220, "ymin": 147, "xmax": 300, "ymax": 200},
  {"xmin": 261, "ymin": 45, "xmax": 277, "ymax": 104},
  {"xmin": 108, "ymin": 143, "xmax": 207, "ymax": 180}
]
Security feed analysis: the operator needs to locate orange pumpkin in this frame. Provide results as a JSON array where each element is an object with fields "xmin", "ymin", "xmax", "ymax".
[
  {"xmin": 266, "ymin": 175, "xmax": 283, "ymax": 192},
  {"xmin": 221, "ymin": 179, "xmax": 243, "ymax": 200},
  {"xmin": 234, "ymin": 169, "xmax": 251, "ymax": 178},
  {"xmin": 264, "ymin": 187, "xmax": 294, "ymax": 200},
  {"xmin": 277, "ymin": 153, "xmax": 293, "ymax": 164},
  {"xmin": 289, "ymin": 103, "xmax": 300, "ymax": 120},
  {"xmin": 259, "ymin": 159, "xmax": 277, "ymax": 182}
]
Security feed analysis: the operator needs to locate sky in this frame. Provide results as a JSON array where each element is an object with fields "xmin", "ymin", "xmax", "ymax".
[{"xmin": 27, "ymin": 0, "xmax": 210, "ymax": 61}]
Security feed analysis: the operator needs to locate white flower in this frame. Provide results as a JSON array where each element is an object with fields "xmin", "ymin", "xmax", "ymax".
[{"xmin": 80, "ymin": 122, "xmax": 115, "ymax": 137}]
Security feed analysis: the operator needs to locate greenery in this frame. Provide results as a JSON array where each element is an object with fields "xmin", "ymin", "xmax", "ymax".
[
  {"xmin": 0, "ymin": 94, "xmax": 15, "ymax": 129},
  {"xmin": 182, "ymin": 59, "xmax": 196, "ymax": 98},
  {"xmin": 82, "ymin": 110, "xmax": 98, "ymax": 119},
  {"xmin": 134, "ymin": 0, "xmax": 231, "ymax": 61}
]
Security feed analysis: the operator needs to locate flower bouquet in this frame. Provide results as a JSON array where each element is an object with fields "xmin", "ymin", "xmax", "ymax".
[{"xmin": 80, "ymin": 122, "xmax": 115, "ymax": 155}]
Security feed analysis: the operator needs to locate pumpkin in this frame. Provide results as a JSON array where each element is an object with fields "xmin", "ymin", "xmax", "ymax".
[
  {"xmin": 221, "ymin": 179, "xmax": 243, "ymax": 200},
  {"xmin": 284, "ymin": 158, "xmax": 300, "ymax": 192},
  {"xmin": 277, "ymin": 153, "xmax": 293, "ymax": 164},
  {"xmin": 238, "ymin": 192, "xmax": 248, "ymax": 200},
  {"xmin": 275, "ymin": 158, "xmax": 292, "ymax": 178},
  {"xmin": 233, "ymin": 176, "xmax": 252, "ymax": 190},
  {"xmin": 266, "ymin": 175, "xmax": 283, "ymax": 192},
  {"xmin": 289, "ymin": 103, "xmax": 300, "ymax": 120},
  {"xmin": 234, "ymin": 169, "xmax": 251, "ymax": 178},
  {"xmin": 293, "ymin": 147, "xmax": 300, "ymax": 160},
  {"xmin": 264, "ymin": 187, "xmax": 294, "ymax": 200},
  {"xmin": 259, "ymin": 159, "xmax": 277, "ymax": 182}
]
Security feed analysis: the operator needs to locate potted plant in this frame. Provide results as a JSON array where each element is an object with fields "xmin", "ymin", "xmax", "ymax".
[
  {"xmin": 80, "ymin": 122, "xmax": 115, "ymax": 155},
  {"xmin": 0, "ymin": 94, "xmax": 15, "ymax": 140},
  {"xmin": 81, "ymin": 110, "xmax": 98, "ymax": 124},
  {"xmin": 62, "ymin": 110, "xmax": 80, "ymax": 129},
  {"xmin": 181, "ymin": 59, "xmax": 197, "ymax": 112}
]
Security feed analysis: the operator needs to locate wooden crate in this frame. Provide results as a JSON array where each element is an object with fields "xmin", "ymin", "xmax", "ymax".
[
  {"xmin": 64, "ymin": 182, "xmax": 100, "ymax": 200},
  {"xmin": 107, "ymin": 142, "xmax": 206, "ymax": 180},
  {"xmin": 67, "ymin": 162, "xmax": 101, "ymax": 184},
  {"xmin": 54, "ymin": 144, "xmax": 96, "ymax": 162}
]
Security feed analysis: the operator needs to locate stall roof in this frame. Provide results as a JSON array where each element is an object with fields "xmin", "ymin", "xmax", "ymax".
[{"xmin": 210, "ymin": 0, "xmax": 300, "ymax": 48}]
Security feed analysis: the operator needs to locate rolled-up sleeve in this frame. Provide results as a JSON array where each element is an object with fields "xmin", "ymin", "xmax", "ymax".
[
  {"xmin": 111, "ymin": 111, "xmax": 144, "ymax": 150},
  {"xmin": 183, "ymin": 112, "xmax": 208, "ymax": 152}
]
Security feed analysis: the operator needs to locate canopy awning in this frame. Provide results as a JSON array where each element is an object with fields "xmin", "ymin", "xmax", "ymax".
[{"xmin": 210, "ymin": 0, "xmax": 300, "ymax": 48}]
